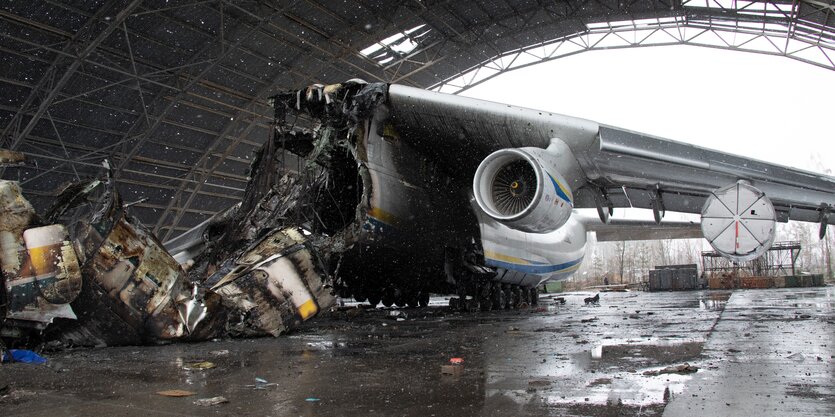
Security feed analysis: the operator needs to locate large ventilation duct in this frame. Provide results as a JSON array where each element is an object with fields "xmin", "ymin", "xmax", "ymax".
[{"xmin": 701, "ymin": 181, "xmax": 776, "ymax": 262}]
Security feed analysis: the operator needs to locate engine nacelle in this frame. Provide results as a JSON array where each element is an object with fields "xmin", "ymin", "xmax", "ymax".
[
  {"xmin": 701, "ymin": 181, "xmax": 776, "ymax": 262},
  {"xmin": 473, "ymin": 142, "xmax": 575, "ymax": 233}
]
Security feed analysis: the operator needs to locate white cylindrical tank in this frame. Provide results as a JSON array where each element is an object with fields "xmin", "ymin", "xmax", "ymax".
[{"xmin": 701, "ymin": 181, "xmax": 776, "ymax": 262}]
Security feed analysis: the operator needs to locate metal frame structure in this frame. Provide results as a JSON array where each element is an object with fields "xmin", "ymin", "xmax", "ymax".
[
  {"xmin": 1, "ymin": 0, "xmax": 833, "ymax": 239},
  {"xmin": 701, "ymin": 240, "xmax": 801, "ymax": 276}
]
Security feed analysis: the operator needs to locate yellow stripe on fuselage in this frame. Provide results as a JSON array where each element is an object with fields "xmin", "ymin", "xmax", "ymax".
[
  {"xmin": 559, "ymin": 262, "xmax": 583, "ymax": 274},
  {"xmin": 367, "ymin": 207, "xmax": 400, "ymax": 226},
  {"xmin": 484, "ymin": 250, "xmax": 534, "ymax": 266}
]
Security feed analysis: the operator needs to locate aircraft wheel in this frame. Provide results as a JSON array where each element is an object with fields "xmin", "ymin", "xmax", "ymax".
[
  {"xmin": 367, "ymin": 296, "xmax": 380, "ymax": 308},
  {"xmin": 418, "ymin": 292, "xmax": 430, "ymax": 307},
  {"xmin": 518, "ymin": 288, "xmax": 530, "ymax": 309},
  {"xmin": 511, "ymin": 286, "xmax": 522, "ymax": 309},
  {"xmin": 491, "ymin": 283, "xmax": 504, "ymax": 310},
  {"xmin": 465, "ymin": 298, "xmax": 480, "ymax": 312},
  {"xmin": 406, "ymin": 296, "xmax": 418, "ymax": 308},
  {"xmin": 503, "ymin": 285, "xmax": 513, "ymax": 309},
  {"xmin": 449, "ymin": 297, "xmax": 460, "ymax": 310},
  {"xmin": 354, "ymin": 293, "xmax": 367, "ymax": 303},
  {"xmin": 479, "ymin": 285, "xmax": 493, "ymax": 311},
  {"xmin": 382, "ymin": 287, "xmax": 395, "ymax": 307},
  {"xmin": 530, "ymin": 288, "xmax": 539, "ymax": 306}
]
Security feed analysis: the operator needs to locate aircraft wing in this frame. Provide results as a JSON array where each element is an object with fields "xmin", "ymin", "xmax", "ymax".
[
  {"xmin": 385, "ymin": 85, "xmax": 835, "ymax": 228},
  {"xmin": 576, "ymin": 215, "xmax": 702, "ymax": 242}
]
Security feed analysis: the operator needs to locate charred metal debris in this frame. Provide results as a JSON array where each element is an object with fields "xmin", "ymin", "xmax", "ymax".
[
  {"xmin": 1, "ymin": 131, "xmax": 337, "ymax": 347},
  {"xmin": 1, "ymin": 80, "xmax": 483, "ymax": 348}
]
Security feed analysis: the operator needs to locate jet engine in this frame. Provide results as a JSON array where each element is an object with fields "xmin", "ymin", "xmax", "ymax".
[
  {"xmin": 701, "ymin": 181, "xmax": 776, "ymax": 262},
  {"xmin": 473, "ymin": 142, "xmax": 575, "ymax": 233}
]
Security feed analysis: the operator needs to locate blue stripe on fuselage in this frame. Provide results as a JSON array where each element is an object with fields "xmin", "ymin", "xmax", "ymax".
[{"xmin": 485, "ymin": 256, "xmax": 584, "ymax": 275}]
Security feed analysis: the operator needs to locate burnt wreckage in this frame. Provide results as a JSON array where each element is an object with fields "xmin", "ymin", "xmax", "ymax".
[
  {"xmin": 180, "ymin": 80, "xmax": 496, "ymax": 311},
  {"xmin": 0, "ymin": 81, "xmax": 497, "ymax": 347},
  {"xmin": 242, "ymin": 80, "xmax": 492, "ymax": 308}
]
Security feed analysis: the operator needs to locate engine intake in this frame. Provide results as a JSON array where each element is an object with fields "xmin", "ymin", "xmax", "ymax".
[{"xmin": 473, "ymin": 142, "xmax": 575, "ymax": 233}]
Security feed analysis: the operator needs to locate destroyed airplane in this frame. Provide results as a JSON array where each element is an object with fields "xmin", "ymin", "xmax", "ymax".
[
  {"xmin": 2, "ymin": 80, "xmax": 834, "ymax": 347},
  {"xmin": 1, "ymin": 173, "xmax": 333, "ymax": 347}
]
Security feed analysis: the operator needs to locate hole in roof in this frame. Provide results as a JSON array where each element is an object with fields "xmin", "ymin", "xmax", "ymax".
[{"xmin": 360, "ymin": 24, "xmax": 430, "ymax": 65}]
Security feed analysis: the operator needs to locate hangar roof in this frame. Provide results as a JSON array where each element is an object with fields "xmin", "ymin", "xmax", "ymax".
[{"xmin": 1, "ymin": 0, "xmax": 833, "ymax": 239}]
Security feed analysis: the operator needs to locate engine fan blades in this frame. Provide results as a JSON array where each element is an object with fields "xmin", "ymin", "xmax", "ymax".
[{"xmin": 491, "ymin": 160, "xmax": 537, "ymax": 215}]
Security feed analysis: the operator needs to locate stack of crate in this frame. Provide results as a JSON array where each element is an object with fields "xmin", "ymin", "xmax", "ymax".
[{"xmin": 648, "ymin": 264, "xmax": 699, "ymax": 292}]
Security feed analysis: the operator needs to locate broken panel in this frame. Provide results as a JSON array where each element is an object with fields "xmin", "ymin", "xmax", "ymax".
[
  {"xmin": 58, "ymin": 180, "xmax": 222, "ymax": 346},
  {"xmin": 206, "ymin": 228, "xmax": 334, "ymax": 337},
  {"xmin": 1, "ymin": 180, "xmax": 81, "ymax": 332}
]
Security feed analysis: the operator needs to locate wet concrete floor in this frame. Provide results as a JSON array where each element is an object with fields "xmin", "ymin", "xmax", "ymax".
[{"xmin": 1, "ymin": 287, "xmax": 833, "ymax": 416}]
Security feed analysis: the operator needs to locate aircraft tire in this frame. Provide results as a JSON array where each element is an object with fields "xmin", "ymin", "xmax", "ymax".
[
  {"xmin": 491, "ymin": 283, "xmax": 504, "ymax": 310},
  {"xmin": 418, "ymin": 292, "xmax": 430, "ymax": 307},
  {"xmin": 511, "ymin": 286, "xmax": 522, "ymax": 309},
  {"xmin": 503, "ymin": 285, "xmax": 513, "ymax": 309}
]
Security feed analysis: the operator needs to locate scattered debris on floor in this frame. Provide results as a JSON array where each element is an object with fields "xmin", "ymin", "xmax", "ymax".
[
  {"xmin": 157, "ymin": 390, "xmax": 196, "ymax": 397},
  {"xmin": 183, "ymin": 361, "xmax": 216, "ymax": 370},
  {"xmin": 1, "ymin": 349, "xmax": 46, "ymax": 364},
  {"xmin": 441, "ymin": 364, "xmax": 464, "ymax": 376},
  {"xmin": 528, "ymin": 379, "xmax": 552, "ymax": 388},
  {"xmin": 194, "ymin": 396, "xmax": 228, "ymax": 406},
  {"xmin": 442, "ymin": 357, "xmax": 465, "ymax": 376},
  {"xmin": 642, "ymin": 363, "xmax": 699, "ymax": 376}
]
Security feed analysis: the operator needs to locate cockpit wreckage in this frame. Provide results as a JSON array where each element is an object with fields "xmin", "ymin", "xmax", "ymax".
[{"xmin": 2, "ymin": 80, "xmax": 834, "ymax": 347}]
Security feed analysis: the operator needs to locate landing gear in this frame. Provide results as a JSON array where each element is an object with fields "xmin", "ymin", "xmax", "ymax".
[
  {"xmin": 519, "ymin": 287, "xmax": 530, "ymax": 309},
  {"xmin": 406, "ymin": 296, "xmax": 418, "ymax": 308},
  {"xmin": 418, "ymin": 292, "xmax": 430, "ymax": 307},
  {"xmin": 503, "ymin": 285, "xmax": 513, "ymax": 309},
  {"xmin": 447, "ymin": 281, "xmax": 535, "ymax": 312},
  {"xmin": 478, "ymin": 284, "xmax": 492, "ymax": 311},
  {"xmin": 381, "ymin": 287, "xmax": 394, "ymax": 308},
  {"xmin": 529, "ymin": 288, "xmax": 539, "ymax": 306},
  {"xmin": 491, "ymin": 282, "xmax": 504, "ymax": 310}
]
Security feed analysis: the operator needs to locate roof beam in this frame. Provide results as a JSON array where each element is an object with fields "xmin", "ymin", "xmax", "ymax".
[{"xmin": 2, "ymin": 0, "xmax": 143, "ymax": 153}]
